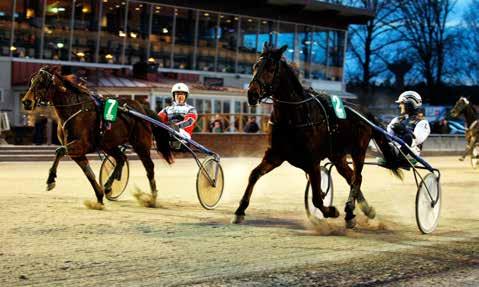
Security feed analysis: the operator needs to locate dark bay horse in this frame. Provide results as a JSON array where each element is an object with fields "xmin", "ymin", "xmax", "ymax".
[
  {"xmin": 22, "ymin": 66, "xmax": 173, "ymax": 209},
  {"xmin": 450, "ymin": 97, "xmax": 479, "ymax": 161},
  {"xmin": 232, "ymin": 44, "xmax": 403, "ymax": 228}
]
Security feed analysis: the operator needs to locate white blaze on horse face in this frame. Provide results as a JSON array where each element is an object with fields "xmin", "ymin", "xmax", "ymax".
[{"xmin": 462, "ymin": 97, "xmax": 470, "ymax": 105}]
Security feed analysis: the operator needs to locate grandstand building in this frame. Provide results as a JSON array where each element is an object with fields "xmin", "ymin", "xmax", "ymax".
[{"xmin": 0, "ymin": 0, "xmax": 373, "ymax": 143}]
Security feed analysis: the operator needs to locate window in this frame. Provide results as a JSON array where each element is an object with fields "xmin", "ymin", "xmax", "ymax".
[
  {"xmin": 195, "ymin": 11, "xmax": 218, "ymax": 72},
  {"xmin": 43, "ymin": 0, "xmax": 73, "ymax": 61},
  {"xmin": 124, "ymin": 2, "xmax": 150, "ymax": 65},
  {"xmin": 71, "ymin": 0, "xmax": 101, "ymax": 63},
  {"xmin": 310, "ymin": 28, "xmax": 328, "ymax": 80},
  {"xmin": 216, "ymin": 14, "xmax": 238, "ymax": 73},
  {"xmin": 237, "ymin": 17, "xmax": 258, "ymax": 74},
  {"xmin": 298, "ymin": 25, "xmax": 313, "ymax": 79},
  {"xmin": 327, "ymin": 30, "xmax": 345, "ymax": 81},
  {"xmin": 277, "ymin": 22, "xmax": 295, "ymax": 62},
  {"xmin": 0, "ymin": 1, "xmax": 13, "ymax": 56},
  {"xmin": 150, "ymin": 5, "xmax": 174, "ymax": 68},
  {"xmin": 174, "ymin": 8, "xmax": 195, "ymax": 69},
  {"xmin": 13, "ymin": 0, "xmax": 44, "ymax": 58},
  {"xmin": 98, "ymin": 0, "xmax": 126, "ymax": 64},
  {"xmin": 258, "ymin": 19, "xmax": 276, "ymax": 49}
]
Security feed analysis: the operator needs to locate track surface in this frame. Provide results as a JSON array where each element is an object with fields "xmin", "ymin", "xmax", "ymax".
[{"xmin": 1, "ymin": 156, "xmax": 478, "ymax": 286}]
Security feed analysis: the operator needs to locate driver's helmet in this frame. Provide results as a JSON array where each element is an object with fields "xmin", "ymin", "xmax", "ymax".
[
  {"xmin": 395, "ymin": 90, "xmax": 422, "ymax": 114},
  {"xmin": 171, "ymin": 83, "xmax": 189, "ymax": 102}
]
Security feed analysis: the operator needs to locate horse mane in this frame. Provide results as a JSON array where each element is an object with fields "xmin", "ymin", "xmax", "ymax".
[
  {"xmin": 42, "ymin": 65, "xmax": 91, "ymax": 97},
  {"xmin": 279, "ymin": 59, "xmax": 305, "ymax": 94},
  {"xmin": 61, "ymin": 76, "xmax": 91, "ymax": 96}
]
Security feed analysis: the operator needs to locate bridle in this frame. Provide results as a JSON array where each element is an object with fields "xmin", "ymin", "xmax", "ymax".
[
  {"xmin": 30, "ymin": 69, "xmax": 93, "ymax": 108},
  {"xmin": 250, "ymin": 55, "xmax": 282, "ymax": 102},
  {"xmin": 251, "ymin": 52, "xmax": 332, "ymax": 131}
]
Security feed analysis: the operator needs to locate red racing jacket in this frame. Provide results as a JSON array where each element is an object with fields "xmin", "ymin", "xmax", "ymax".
[{"xmin": 158, "ymin": 102, "xmax": 198, "ymax": 136}]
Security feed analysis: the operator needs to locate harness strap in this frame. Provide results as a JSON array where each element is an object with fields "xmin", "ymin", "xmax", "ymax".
[
  {"xmin": 469, "ymin": 120, "xmax": 478, "ymax": 130},
  {"xmin": 61, "ymin": 109, "xmax": 83, "ymax": 130}
]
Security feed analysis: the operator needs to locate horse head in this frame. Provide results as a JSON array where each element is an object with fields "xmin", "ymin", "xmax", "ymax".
[
  {"xmin": 247, "ymin": 43, "xmax": 288, "ymax": 106},
  {"xmin": 450, "ymin": 97, "xmax": 470, "ymax": 118},
  {"xmin": 22, "ymin": 66, "xmax": 66, "ymax": 111}
]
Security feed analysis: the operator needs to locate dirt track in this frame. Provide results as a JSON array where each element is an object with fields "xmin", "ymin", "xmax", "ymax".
[{"xmin": 1, "ymin": 156, "xmax": 478, "ymax": 286}]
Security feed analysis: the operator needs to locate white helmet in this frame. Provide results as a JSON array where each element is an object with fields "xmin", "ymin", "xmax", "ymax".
[
  {"xmin": 395, "ymin": 90, "xmax": 422, "ymax": 108},
  {"xmin": 171, "ymin": 83, "xmax": 189, "ymax": 99}
]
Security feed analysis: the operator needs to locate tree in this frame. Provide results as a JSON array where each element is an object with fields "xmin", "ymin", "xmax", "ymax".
[
  {"xmin": 395, "ymin": 0, "xmax": 456, "ymax": 92},
  {"xmin": 347, "ymin": 0, "xmax": 402, "ymax": 92},
  {"xmin": 461, "ymin": 0, "xmax": 479, "ymax": 84}
]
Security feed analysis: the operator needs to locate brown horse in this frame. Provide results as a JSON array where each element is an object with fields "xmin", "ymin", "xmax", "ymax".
[
  {"xmin": 232, "ymin": 44, "xmax": 403, "ymax": 228},
  {"xmin": 450, "ymin": 97, "xmax": 479, "ymax": 161},
  {"xmin": 22, "ymin": 66, "xmax": 173, "ymax": 209}
]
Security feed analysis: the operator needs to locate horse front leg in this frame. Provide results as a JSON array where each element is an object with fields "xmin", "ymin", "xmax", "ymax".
[
  {"xmin": 460, "ymin": 137, "xmax": 476, "ymax": 161},
  {"xmin": 232, "ymin": 150, "xmax": 283, "ymax": 224},
  {"xmin": 72, "ymin": 155, "xmax": 105, "ymax": 210},
  {"xmin": 46, "ymin": 146, "xmax": 67, "ymax": 190},
  {"xmin": 308, "ymin": 164, "xmax": 340, "ymax": 218}
]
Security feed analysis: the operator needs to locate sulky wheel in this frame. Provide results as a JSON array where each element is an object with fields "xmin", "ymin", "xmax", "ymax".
[
  {"xmin": 99, "ymin": 155, "xmax": 130, "ymax": 201},
  {"xmin": 196, "ymin": 157, "xmax": 224, "ymax": 210},
  {"xmin": 305, "ymin": 166, "xmax": 334, "ymax": 222},
  {"xmin": 415, "ymin": 172, "xmax": 441, "ymax": 234}
]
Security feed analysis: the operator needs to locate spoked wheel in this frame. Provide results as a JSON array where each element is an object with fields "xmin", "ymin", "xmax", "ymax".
[
  {"xmin": 471, "ymin": 146, "xmax": 479, "ymax": 169},
  {"xmin": 415, "ymin": 172, "xmax": 441, "ymax": 234},
  {"xmin": 305, "ymin": 166, "xmax": 334, "ymax": 222},
  {"xmin": 196, "ymin": 157, "xmax": 224, "ymax": 210},
  {"xmin": 99, "ymin": 155, "xmax": 130, "ymax": 201}
]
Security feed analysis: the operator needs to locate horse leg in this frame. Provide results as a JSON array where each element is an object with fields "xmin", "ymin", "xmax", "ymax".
[
  {"xmin": 135, "ymin": 147, "xmax": 158, "ymax": 205},
  {"xmin": 232, "ymin": 150, "xmax": 283, "ymax": 224},
  {"xmin": 46, "ymin": 146, "xmax": 67, "ymax": 191},
  {"xmin": 331, "ymin": 156, "xmax": 357, "ymax": 228},
  {"xmin": 308, "ymin": 163, "xmax": 340, "ymax": 218},
  {"xmin": 351, "ymin": 150, "xmax": 375, "ymax": 220},
  {"xmin": 103, "ymin": 146, "xmax": 126, "ymax": 197},
  {"xmin": 460, "ymin": 136, "xmax": 476, "ymax": 161},
  {"xmin": 71, "ymin": 155, "xmax": 105, "ymax": 209}
]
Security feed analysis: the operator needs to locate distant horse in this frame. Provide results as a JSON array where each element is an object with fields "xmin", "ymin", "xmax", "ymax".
[
  {"xmin": 22, "ymin": 66, "xmax": 173, "ymax": 209},
  {"xmin": 232, "ymin": 44, "xmax": 404, "ymax": 228},
  {"xmin": 450, "ymin": 97, "xmax": 479, "ymax": 161}
]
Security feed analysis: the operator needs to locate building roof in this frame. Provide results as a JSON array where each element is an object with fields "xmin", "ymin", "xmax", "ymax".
[{"xmin": 151, "ymin": 0, "xmax": 374, "ymax": 29}]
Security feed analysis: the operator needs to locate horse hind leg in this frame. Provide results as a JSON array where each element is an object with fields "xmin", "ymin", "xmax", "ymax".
[
  {"xmin": 103, "ymin": 147, "xmax": 126, "ymax": 196},
  {"xmin": 134, "ymin": 147, "xmax": 158, "ymax": 208},
  {"xmin": 46, "ymin": 146, "xmax": 67, "ymax": 191},
  {"xmin": 232, "ymin": 151, "xmax": 283, "ymax": 224},
  {"xmin": 331, "ymin": 157, "xmax": 357, "ymax": 228}
]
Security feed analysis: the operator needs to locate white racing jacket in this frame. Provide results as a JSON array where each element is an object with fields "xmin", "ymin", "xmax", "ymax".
[{"xmin": 387, "ymin": 115, "xmax": 431, "ymax": 155}]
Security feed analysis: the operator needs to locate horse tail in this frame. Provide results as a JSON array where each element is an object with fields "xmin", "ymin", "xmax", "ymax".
[
  {"xmin": 144, "ymin": 108, "xmax": 174, "ymax": 164},
  {"xmin": 365, "ymin": 113, "xmax": 404, "ymax": 180}
]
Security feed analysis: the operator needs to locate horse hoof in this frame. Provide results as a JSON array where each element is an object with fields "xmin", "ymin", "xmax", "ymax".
[
  {"xmin": 346, "ymin": 217, "xmax": 356, "ymax": 229},
  {"xmin": 83, "ymin": 200, "xmax": 105, "ymax": 210},
  {"xmin": 325, "ymin": 206, "xmax": 340, "ymax": 218},
  {"xmin": 46, "ymin": 182, "xmax": 56, "ymax": 191},
  {"xmin": 359, "ymin": 202, "xmax": 376, "ymax": 219},
  {"xmin": 365, "ymin": 206, "xmax": 376, "ymax": 219},
  {"xmin": 231, "ymin": 215, "xmax": 245, "ymax": 224}
]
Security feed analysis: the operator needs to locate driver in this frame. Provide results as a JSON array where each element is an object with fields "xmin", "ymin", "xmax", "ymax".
[
  {"xmin": 158, "ymin": 83, "xmax": 197, "ymax": 140},
  {"xmin": 387, "ymin": 90, "xmax": 431, "ymax": 157}
]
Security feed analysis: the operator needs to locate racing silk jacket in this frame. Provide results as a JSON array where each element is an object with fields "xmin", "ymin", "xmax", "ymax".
[
  {"xmin": 387, "ymin": 114, "xmax": 431, "ymax": 155},
  {"xmin": 158, "ymin": 102, "xmax": 197, "ymax": 136}
]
